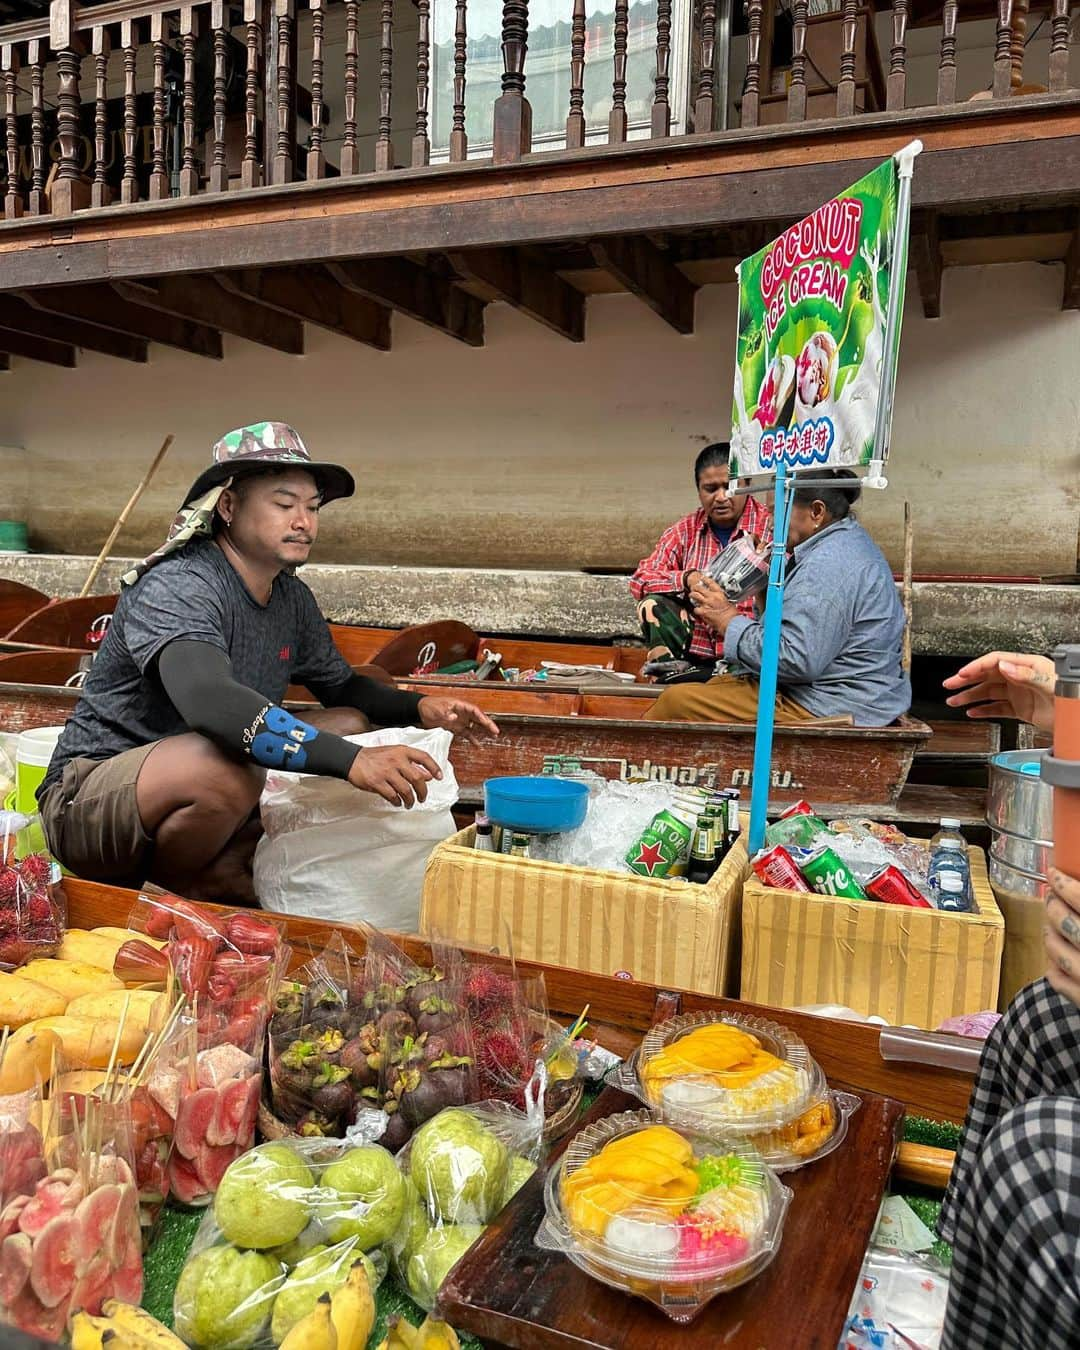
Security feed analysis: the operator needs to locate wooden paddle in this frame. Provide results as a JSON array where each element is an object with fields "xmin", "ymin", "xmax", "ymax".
[{"xmin": 78, "ymin": 434, "xmax": 174, "ymax": 598}]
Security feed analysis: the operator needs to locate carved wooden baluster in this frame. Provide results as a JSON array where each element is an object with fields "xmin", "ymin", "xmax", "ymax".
[
  {"xmin": 992, "ymin": 0, "xmax": 1014, "ymax": 98},
  {"xmin": 340, "ymin": 0, "xmax": 361, "ymax": 174},
  {"xmin": 936, "ymin": 0, "xmax": 957, "ymax": 104},
  {"xmin": 836, "ymin": 0, "xmax": 859, "ymax": 116},
  {"xmin": 306, "ymin": 0, "xmax": 325, "ymax": 178},
  {"xmin": 374, "ymin": 0, "xmax": 393, "ymax": 170},
  {"xmin": 27, "ymin": 38, "xmax": 45, "ymax": 214},
  {"xmin": 887, "ymin": 0, "xmax": 908, "ymax": 110},
  {"xmin": 787, "ymin": 0, "xmax": 808, "ymax": 122},
  {"xmin": 179, "ymin": 7, "xmax": 199, "ymax": 195},
  {"xmin": 118, "ymin": 20, "xmax": 137, "ymax": 202},
  {"xmin": 566, "ymin": 0, "xmax": 586, "ymax": 147},
  {"xmin": 742, "ymin": 0, "xmax": 763, "ymax": 127},
  {"xmin": 414, "ymin": 0, "xmax": 431, "ymax": 164},
  {"xmin": 1008, "ymin": 0, "xmax": 1028, "ymax": 92},
  {"xmin": 493, "ymin": 0, "xmax": 531, "ymax": 162},
  {"xmin": 50, "ymin": 0, "xmax": 90, "ymax": 217},
  {"xmin": 450, "ymin": 0, "xmax": 468, "ymax": 160},
  {"xmin": 695, "ymin": 0, "xmax": 716, "ymax": 132},
  {"xmin": 272, "ymin": 0, "xmax": 295, "ymax": 183},
  {"xmin": 609, "ymin": 0, "xmax": 629, "ymax": 141},
  {"xmin": 210, "ymin": 0, "xmax": 228, "ymax": 191},
  {"xmin": 242, "ymin": 0, "xmax": 262, "ymax": 188},
  {"xmin": 91, "ymin": 27, "xmax": 110, "ymax": 207},
  {"xmin": 651, "ymin": 0, "xmax": 671, "ymax": 137},
  {"xmin": 2, "ymin": 46, "xmax": 20, "ymax": 219},
  {"xmin": 149, "ymin": 12, "xmax": 169, "ymax": 199},
  {"xmin": 1049, "ymin": 0, "xmax": 1070, "ymax": 92}
]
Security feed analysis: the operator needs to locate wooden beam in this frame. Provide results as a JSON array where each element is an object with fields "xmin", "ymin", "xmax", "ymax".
[
  {"xmin": 0, "ymin": 295, "xmax": 149, "ymax": 362},
  {"xmin": 910, "ymin": 212, "xmax": 942, "ymax": 319},
  {"xmin": 219, "ymin": 268, "xmax": 391, "ymax": 350},
  {"xmin": 20, "ymin": 286, "xmax": 224, "ymax": 359},
  {"xmin": 589, "ymin": 236, "xmax": 697, "ymax": 333},
  {"xmin": 327, "ymin": 259, "xmax": 484, "ymax": 346},
  {"xmin": 447, "ymin": 248, "xmax": 584, "ymax": 342},
  {"xmin": 0, "ymin": 327, "xmax": 76, "ymax": 367},
  {"xmin": 1064, "ymin": 220, "xmax": 1080, "ymax": 312},
  {"xmin": 113, "ymin": 276, "xmax": 304, "ymax": 354}
]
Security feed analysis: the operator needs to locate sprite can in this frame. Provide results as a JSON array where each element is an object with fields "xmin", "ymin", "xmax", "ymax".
[
  {"xmin": 800, "ymin": 845, "xmax": 868, "ymax": 899},
  {"xmin": 625, "ymin": 801, "xmax": 698, "ymax": 878}
]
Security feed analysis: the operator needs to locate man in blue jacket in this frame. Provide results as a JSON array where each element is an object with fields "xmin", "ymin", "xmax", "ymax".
[{"xmin": 645, "ymin": 469, "xmax": 910, "ymax": 727}]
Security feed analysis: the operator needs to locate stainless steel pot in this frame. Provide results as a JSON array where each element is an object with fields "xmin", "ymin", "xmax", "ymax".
[{"xmin": 986, "ymin": 750, "xmax": 1052, "ymax": 899}]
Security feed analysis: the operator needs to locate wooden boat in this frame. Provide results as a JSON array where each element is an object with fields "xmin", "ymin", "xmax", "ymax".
[
  {"xmin": 0, "ymin": 579, "xmax": 49, "ymax": 636},
  {"xmin": 64, "ymin": 876, "xmax": 970, "ymax": 1346},
  {"xmin": 1, "ymin": 593, "xmax": 119, "ymax": 653}
]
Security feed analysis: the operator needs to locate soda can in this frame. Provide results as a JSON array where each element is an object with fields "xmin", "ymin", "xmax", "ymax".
[
  {"xmin": 625, "ymin": 808, "xmax": 694, "ymax": 878},
  {"xmin": 778, "ymin": 800, "xmax": 815, "ymax": 820},
  {"xmin": 750, "ymin": 845, "xmax": 812, "ymax": 892},
  {"xmin": 865, "ymin": 865, "xmax": 933, "ymax": 909},
  {"xmin": 800, "ymin": 846, "xmax": 868, "ymax": 899}
]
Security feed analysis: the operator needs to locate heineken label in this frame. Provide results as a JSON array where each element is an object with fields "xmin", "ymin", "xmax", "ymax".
[{"xmin": 625, "ymin": 809, "xmax": 694, "ymax": 878}]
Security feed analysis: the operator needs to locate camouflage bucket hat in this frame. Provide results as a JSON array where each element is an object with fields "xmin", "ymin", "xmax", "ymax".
[
  {"xmin": 121, "ymin": 422, "xmax": 354, "ymax": 587},
  {"xmin": 183, "ymin": 421, "xmax": 354, "ymax": 508}
]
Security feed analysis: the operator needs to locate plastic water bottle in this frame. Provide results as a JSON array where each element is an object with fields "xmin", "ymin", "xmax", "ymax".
[
  {"xmin": 929, "ymin": 818, "xmax": 967, "ymax": 853},
  {"xmin": 929, "ymin": 839, "xmax": 973, "ymax": 911},
  {"xmin": 935, "ymin": 871, "xmax": 970, "ymax": 914}
]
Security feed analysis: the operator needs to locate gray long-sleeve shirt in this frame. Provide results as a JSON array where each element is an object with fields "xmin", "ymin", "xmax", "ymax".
[{"xmin": 723, "ymin": 517, "xmax": 911, "ymax": 726}]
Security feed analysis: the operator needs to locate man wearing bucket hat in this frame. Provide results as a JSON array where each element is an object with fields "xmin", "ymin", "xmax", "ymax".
[{"xmin": 37, "ymin": 422, "xmax": 497, "ymax": 905}]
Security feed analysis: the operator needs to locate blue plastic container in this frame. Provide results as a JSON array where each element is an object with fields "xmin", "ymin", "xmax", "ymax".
[{"xmin": 483, "ymin": 776, "xmax": 589, "ymax": 833}]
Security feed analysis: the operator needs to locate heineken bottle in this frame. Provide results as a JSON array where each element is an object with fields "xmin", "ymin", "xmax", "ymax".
[{"xmin": 687, "ymin": 818, "xmax": 716, "ymax": 885}]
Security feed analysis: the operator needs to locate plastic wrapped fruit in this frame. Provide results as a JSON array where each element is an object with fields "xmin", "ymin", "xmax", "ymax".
[
  {"xmin": 0, "ymin": 812, "xmax": 64, "ymax": 971},
  {"xmin": 173, "ymin": 1244, "xmax": 281, "ymax": 1349},
  {"xmin": 536, "ymin": 1111, "xmax": 791, "ymax": 1323},
  {"xmin": 748, "ymin": 1091, "xmax": 859, "ymax": 1172},
  {"xmin": 623, "ymin": 1013, "xmax": 823, "ymax": 1137},
  {"xmin": 213, "ymin": 1143, "xmax": 315, "ymax": 1250}
]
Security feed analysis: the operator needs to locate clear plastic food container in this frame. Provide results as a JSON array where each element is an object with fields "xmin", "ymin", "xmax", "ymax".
[
  {"xmin": 746, "ymin": 1090, "xmax": 859, "ymax": 1172},
  {"xmin": 618, "ymin": 1012, "xmax": 825, "ymax": 1136},
  {"xmin": 535, "ymin": 1110, "xmax": 790, "ymax": 1322}
]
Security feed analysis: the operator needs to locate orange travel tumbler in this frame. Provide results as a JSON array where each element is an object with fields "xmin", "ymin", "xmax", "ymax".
[{"xmin": 1042, "ymin": 645, "xmax": 1080, "ymax": 877}]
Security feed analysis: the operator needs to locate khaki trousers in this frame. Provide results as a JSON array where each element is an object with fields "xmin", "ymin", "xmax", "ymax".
[{"xmin": 644, "ymin": 674, "xmax": 816, "ymax": 724}]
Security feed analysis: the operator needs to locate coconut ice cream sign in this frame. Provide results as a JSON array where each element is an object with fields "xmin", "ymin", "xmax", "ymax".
[{"xmin": 731, "ymin": 157, "xmax": 909, "ymax": 482}]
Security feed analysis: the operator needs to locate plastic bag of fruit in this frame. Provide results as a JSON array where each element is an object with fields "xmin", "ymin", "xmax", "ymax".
[
  {"xmin": 389, "ymin": 1096, "xmax": 546, "ymax": 1310},
  {"xmin": 174, "ymin": 1135, "xmax": 396, "ymax": 1349},
  {"xmin": 463, "ymin": 958, "xmax": 550, "ymax": 1109},
  {"xmin": 0, "ymin": 810, "xmax": 65, "ymax": 970},
  {"xmin": 0, "ymin": 1084, "xmax": 47, "ymax": 1213},
  {"xmin": 268, "ymin": 930, "xmax": 369, "ymax": 1138},
  {"xmin": 0, "ymin": 1091, "xmax": 142, "ymax": 1342}
]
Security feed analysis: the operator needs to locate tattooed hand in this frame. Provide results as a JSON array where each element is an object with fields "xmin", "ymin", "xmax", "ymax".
[
  {"xmin": 942, "ymin": 652, "xmax": 1055, "ymax": 734},
  {"xmin": 1046, "ymin": 868, "xmax": 1080, "ymax": 1010}
]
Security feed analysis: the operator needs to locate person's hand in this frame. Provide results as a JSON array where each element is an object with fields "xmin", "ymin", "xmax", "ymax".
[
  {"xmin": 942, "ymin": 652, "xmax": 1055, "ymax": 733},
  {"xmin": 683, "ymin": 569, "xmax": 704, "ymax": 594},
  {"xmin": 418, "ymin": 696, "xmax": 500, "ymax": 743},
  {"xmin": 1046, "ymin": 867, "xmax": 1080, "ymax": 1009},
  {"xmin": 347, "ymin": 744, "xmax": 441, "ymax": 807},
  {"xmin": 689, "ymin": 574, "xmax": 740, "ymax": 635}
]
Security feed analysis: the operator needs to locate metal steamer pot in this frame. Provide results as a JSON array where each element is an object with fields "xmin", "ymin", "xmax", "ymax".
[{"xmin": 986, "ymin": 750, "xmax": 1052, "ymax": 899}]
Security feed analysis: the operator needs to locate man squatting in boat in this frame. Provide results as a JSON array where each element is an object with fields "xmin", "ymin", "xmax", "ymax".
[
  {"xmin": 938, "ymin": 651, "xmax": 1078, "ymax": 1350},
  {"xmin": 35, "ymin": 423, "xmax": 497, "ymax": 906},
  {"xmin": 642, "ymin": 467, "xmax": 911, "ymax": 728}
]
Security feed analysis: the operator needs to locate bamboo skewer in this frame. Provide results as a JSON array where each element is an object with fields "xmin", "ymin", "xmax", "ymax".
[
  {"xmin": 78, "ymin": 434, "xmax": 174, "ymax": 598},
  {"xmin": 902, "ymin": 500, "xmax": 914, "ymax": 674}
]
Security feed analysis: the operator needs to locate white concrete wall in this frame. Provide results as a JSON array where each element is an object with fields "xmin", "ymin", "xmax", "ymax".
[{"xmin": 0, "ymin": 260, "xmax": 1077, "ymax": 576}]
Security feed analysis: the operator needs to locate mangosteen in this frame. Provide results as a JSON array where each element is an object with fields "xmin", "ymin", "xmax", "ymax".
[
  {"xmin": 278, "ymin": 1040, "xmax": 319, "ymax": 1080},
  {"xmin": 310, "ymin": 1064, "xmax": 356, "ymax": 1123},
  {"xmin": 380, "ymin": 1107, "xmax": 411, "ymax": 1152},
  {"xmin": 362, "ymin": 980, "xmax": 407, "ymax": 1014},
  {"xmin": 404, "ymin": 970, "xmax": 445, "ymax": 1019},
  {"xmin": 340, "ymin": 1037, "xmax": 380, "ymax": 1089},
  {"xmin": 376, "ymin": 1008, "xmax": 417, "ymax": 1044},
  {"xmin": 427, "ymin": 1061, "xmax": 471, "ymax": 1108},
  {"xmin": 297, "ymin": 1111, "xmax": 336, "ymax": 1137},
  {"xmin": 271, "ymin": 982, "xmax": 304, "ymax": 1035},
  {"xmin": 415, "ymin": 995, "xmax": 459, "ymax": 1036},
  {"xmin": 313, "ymin": 1027, "xmax": 345, "ymax": 1061}
]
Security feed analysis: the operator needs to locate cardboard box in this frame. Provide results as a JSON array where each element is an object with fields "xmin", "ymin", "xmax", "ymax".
[
  {"xmin": 420, "ymin": 826, "xmax": 747, "ymax": 997},
  {"xmin": 741, "ymin": 847, "xmax": 1004, "ymax": 1028}
]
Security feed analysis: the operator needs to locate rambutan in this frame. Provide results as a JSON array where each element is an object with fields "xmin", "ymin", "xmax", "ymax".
[
  {"xmin": 0, "ymin": 869, "xmax": 20, "ymax": 906},
  {"xmin": 16, "ymin": 854, "xmax": 51, "ymax": 889},
  {"xmin": 464, "ymin": 965, "xmax": 516, "ymax": 1017},
  {"xmin": 477, "ymin": 1030, "xmax": 530, "ymax": 1091},
  {"xmin": 26, "ymin": 894, "xmax": 54, "ymax": 925}
]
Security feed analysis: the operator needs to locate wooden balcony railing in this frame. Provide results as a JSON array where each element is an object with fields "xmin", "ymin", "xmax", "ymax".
[{"xmin": 0, "ymin": 0, "xmax": 1076, "ymax": 219}]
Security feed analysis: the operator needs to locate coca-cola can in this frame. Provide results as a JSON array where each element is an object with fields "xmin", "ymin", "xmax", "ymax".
[
  {"xmin": 750, "ymin": 845, "xmax": 812, "ymax": 892},
  {"xmin": 865, "ymin": 864, "xmax": 933, "ymax": 909},
  {"xmin": 778, "ymin": 800, "xmax": 816, "ymax": 820}
]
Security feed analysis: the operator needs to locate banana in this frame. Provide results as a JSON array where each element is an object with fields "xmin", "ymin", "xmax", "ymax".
[
  {"xmin": 329, "ymin": 1259, "xmax": 375, "ymax": 1350},
  {"xmin": 280, "ymin": 1292, "xmax": 337, "ymax": 1350},
  {"xmin": 69, "ymin": 1312, "xmax": 112, "ymax": 1350},
  {"xmin": 416, "ymin": 1318, "xmax": 461, "ymax": 1350},
  {"xmin": 98, "ymin": 1300, "xmax": 187, "ymax": 1349},
  {"xmin": 377, "ymin": 1317, "xmax": 423, "ymax": 1350}
]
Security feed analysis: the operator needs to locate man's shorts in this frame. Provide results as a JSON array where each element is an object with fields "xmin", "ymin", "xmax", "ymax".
[{"xmin": 38, "ymin": 744, "xmax": 157, "ymax": 887}]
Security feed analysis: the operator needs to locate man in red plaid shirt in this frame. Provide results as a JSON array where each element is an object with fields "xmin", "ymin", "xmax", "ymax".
[{"xmin": 630, "ymin": 443, "xmax": 773, "ymax": 673}]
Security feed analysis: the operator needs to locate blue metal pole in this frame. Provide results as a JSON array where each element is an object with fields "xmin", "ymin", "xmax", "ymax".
[{"xmin": 747, "ymin": 461, "xmax": 796, "ymax": 855}]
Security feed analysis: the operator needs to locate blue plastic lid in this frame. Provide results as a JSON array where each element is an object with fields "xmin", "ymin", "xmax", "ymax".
[{"xmin": 991, "ymin": 753, "xmax": 1043, "ymax": 776}]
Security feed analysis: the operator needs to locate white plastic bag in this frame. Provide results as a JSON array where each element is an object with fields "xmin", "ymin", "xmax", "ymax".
[{"xmin": 254, "ymin": 727, "xmax": 458, "ymax": 930}]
